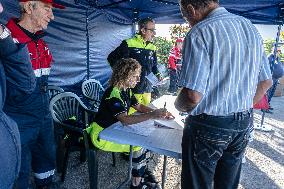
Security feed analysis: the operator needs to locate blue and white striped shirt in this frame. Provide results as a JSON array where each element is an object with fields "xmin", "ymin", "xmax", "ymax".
[{"xmin": 178, "ymin": 7, "xmax": 271, "ymax": 116}]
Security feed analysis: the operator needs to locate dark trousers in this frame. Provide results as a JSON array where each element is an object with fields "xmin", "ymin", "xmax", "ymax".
[
  {"xmin": 181, "ymin": 112, "xmax": 252, "ymax": 189},
  {"xmin": 267, "ymin": 78, "xmax": 279, "ymax": 103},
  {"xmin": 15, "ymin": 112, "xmax": 56, "ymax": 189},
  {"xmin": 168, "ymin": 69, "xmax": 178, "ymax": 93}
]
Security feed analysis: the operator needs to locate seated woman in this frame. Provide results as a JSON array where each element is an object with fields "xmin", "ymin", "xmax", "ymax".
[{"xmin": 88, "ymin": 58, "xmax": 174, "ymax": 189}]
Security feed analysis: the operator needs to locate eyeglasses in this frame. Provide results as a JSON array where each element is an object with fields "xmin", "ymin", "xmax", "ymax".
[{"xmin": 145, "ymin": 28, "xmax": 156, "ymax": 33}]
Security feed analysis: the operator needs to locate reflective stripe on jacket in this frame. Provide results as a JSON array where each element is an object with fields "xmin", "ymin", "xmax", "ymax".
[
  {"xmin": 107, "ymin": 34, "xmax": 159, "ymax": 93},
  {"xmin": 6, "ymin": 19, "xmax": 53, "ymax": 78},
  {"xmin": 87, "ymin": 122, "xmax": 141, "ymax": 152}
]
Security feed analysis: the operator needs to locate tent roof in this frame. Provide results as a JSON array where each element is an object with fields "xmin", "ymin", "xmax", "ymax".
[{"xmin": 66, "ymin": 0, "xmax": 284, "ymax": 25}]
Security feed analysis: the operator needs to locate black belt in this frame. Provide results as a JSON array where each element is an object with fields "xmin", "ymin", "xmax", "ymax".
[{"xmin": 197, "ymin": 109, "xmax": 253, "ymax": 121}]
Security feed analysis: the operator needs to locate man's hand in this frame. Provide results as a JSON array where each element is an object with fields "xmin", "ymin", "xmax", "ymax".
[
  {"xmin": 151, "ymin": 108, "xmax": 175, "ymax": 119},
  {"xmin": 253, "ymin": 79, "xmax": 273, "ymax": 105}
]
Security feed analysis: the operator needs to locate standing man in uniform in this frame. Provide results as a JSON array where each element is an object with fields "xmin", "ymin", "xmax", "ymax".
[
  {"xmin": 175, "ymin": 0, "xmax": 272, "ymax": 188},
  {"xmin": 108, "ymin": 17, "xmax": 162, "ymax": 112},
  {"xmin": 0, "ymin": 2, "xmax": 36, "ymax": 188},
  {"xmin": 4, "ymin": 0, "xmax": 64, "ymax": 188}
]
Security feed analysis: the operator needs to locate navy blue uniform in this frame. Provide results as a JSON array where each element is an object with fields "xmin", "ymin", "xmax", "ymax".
[{"xmin": 0, "ymin": 34, "xmax": 35, "ymax": 189}]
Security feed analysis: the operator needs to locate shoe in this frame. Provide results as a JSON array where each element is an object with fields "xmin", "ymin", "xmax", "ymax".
[
  {"xmin": 130, "ymin": 182, "xmax": 150, "ymax": 189},
  {"xmin": 269, "ymin": 107, "xmax": 274, "ymax": 110},
  {"xmin": 143, "ymin": 168, "xmax": 158, "ymax": 184},
  {"xmin": 254, "ymin": 124, "xmax": 273, "ymax": 132},
  {"xmin": 130, "ymin": 181, "xmax": 160, "ymax": 189}
]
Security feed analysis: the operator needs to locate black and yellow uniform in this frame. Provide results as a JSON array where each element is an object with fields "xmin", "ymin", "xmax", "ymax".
[
  {"xmin": 108, "ymin": 34, "xmax": 160, "ymax": 112},
  {"xmin": 87, "ymin": 86, "xmax": 148, "ymax": 177},
  {"xmin": 108, "ymin": 34, "xmax": 159, "ymax": 94}
]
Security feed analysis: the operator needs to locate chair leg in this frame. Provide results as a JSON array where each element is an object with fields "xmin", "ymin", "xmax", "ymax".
[
  {"xmin": 56, "ymin": 137, "xmax": 65, "ymax": 173},
  {"xmin": 61, "ymin": 147, "xmax": 70, "ymax": 182},
  {"xmin": 88, "ymin": 149, "xmax": 98, "ymax": 189},
  {"xmin": 80, "ymin": 148, "xmax": 86, "ymax": 163},
  {"xmin": 112, "ymin": 152, "xmax": 116, "ymax": 167}
]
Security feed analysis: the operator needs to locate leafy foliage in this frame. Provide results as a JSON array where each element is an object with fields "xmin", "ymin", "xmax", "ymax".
[
  {"xmin": 169, "ymin": 24, "xmax": 189, "ymax": 40},
  {"xmin": 153, "ymin": 24, "xmax": 189, "ymax": 65},
  {"xmin": 153, "ymin": 36, "xmax": 172, "ymax": 64}
]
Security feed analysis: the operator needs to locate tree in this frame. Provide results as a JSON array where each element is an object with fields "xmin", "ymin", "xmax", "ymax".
[
  {"xmin": 153, "ymin": 36, "xmax": 172, "ymax": 65},
  {"xmin": 169, "ymin": 24, "xmax": 189, "ymax": 41}
]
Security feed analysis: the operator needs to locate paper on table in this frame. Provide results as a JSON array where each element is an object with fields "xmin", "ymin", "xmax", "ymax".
[
  {"xmin": 113, "ymin": 120, "xmax": 156, "ymax": 136},
  {"xmin": 145, "ymin": 72, "xmax": 166, "ymax": 86},
  {"xmin": 154, "ymin": 119, "xmax": 183, "ymax": 130}
]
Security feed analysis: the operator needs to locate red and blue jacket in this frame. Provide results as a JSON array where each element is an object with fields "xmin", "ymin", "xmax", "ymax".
[
  {"xmin": 6, "ymin": 19, "xmax": 53, "ymax": 77},
  {"xmin": 4, "ymin": 19, "xmax": 53, "ymax": 126}
]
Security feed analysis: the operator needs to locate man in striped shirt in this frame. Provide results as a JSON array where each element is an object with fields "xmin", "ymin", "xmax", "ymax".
[{"xmin": 174, "ymin": 0, "xmax": 272, "ymax": 188}]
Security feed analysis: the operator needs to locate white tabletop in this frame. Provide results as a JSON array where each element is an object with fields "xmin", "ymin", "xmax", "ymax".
[{"xmin": 99, "ymin": 95, "xmax": 183, "ymax": 159}]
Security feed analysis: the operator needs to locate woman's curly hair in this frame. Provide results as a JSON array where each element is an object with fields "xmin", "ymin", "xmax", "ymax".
[{"xmin": 109, "ymin": 58, "xmax": 141, "ymax": 89}]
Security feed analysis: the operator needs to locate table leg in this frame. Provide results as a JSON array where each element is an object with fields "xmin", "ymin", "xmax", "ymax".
[
  {"xmin": 162, "ymin": 155, "xmax": 168, "ymax": 189},
  {"xmin": 118, "ymin": 145, "xmax": 133, "ymax": 189}
]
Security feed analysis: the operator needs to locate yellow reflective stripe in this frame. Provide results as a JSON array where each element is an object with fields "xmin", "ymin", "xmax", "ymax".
[
  {"xmin": 105, "ymin": 87, "xmax": 123, "ymax": 102},
  {"xmin": 126, "ymin": 34, "xmax": 156, "ymax": 50},
  {"xmin": 88, "ymin": 122, "xmax": 141, "ymax": 152}
]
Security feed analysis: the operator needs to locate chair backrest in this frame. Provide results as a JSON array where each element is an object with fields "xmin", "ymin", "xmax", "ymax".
[
  {"xmin": 49, "ymin": 92, "xmax": 88, "ymax": 125},
  {"xmin": 82, "ymin": 79, "xmax": 105, "ymax": 103},
  {"xmin": 48, "ymin": 85, "xmax": 64, "ymax": 100}
]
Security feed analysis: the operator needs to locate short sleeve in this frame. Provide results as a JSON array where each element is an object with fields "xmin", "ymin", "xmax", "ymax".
[
  {"xmin": 178, "ymin": 34, "xmax": 210, "ymax": 94},
  {"xmin": 258, "ymin": 50, "xmax": 272, "ymax": 82},
  {"xmin": 106, "ymin": 97, "xmax": 127, "ymax": 117}
]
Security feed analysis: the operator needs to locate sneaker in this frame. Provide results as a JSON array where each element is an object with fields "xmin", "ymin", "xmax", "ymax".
[
  {"xmin": 130, "ymin": 181, "xmax": 160, "ymax": 189},
  {"xmin": 130, "ymin": 182, "xmax": 150, "ymax": 189},
  {"xmin": 143, "ymin": 168, "xmax": 158, "ymax": 184},
  {"xmin": 254, "ymin": 124, "xmax": 273, "ymax": 132}
]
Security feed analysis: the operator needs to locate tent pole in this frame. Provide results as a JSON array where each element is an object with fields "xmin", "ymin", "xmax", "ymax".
[
  {"xmin": 272, "ymin": 24, "xmax": 282, "ymax": 64},
  {"xmin": 86, "ymin": 8, "xmax": 90, "ymax": 80}
]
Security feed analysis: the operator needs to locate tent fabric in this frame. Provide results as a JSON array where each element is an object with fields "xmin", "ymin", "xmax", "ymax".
[
  {"xmin": 43, "ymin": 1, "xmax": 134, "ymax": 87},
  {"xmin": 70, "ymin": 0, "xmax": 284, "ymax": 25},
  {"xmin": 0, "ymin": 0, "xmax": 283, "ymax": 89}
]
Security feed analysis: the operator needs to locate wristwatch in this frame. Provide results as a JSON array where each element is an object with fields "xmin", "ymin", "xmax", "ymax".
[{"xmin": 0, "ymin": 24, "xmax": 11, "ymax": 40}]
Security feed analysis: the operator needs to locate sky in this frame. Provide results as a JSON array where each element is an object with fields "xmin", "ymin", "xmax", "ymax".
[{"xmin": 156, "ymin": 24, "xmax": 280, "ymax": 40}]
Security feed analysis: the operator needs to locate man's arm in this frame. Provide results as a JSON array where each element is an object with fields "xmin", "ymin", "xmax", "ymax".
[
  {"xmin": 253, "ymin": 79, "xmax": 272, "ymax": 105},
  {"xmin": 174, "ymin": 88, "xmax": 203, "ymax": 112},
  {"xmin": 0, "ymin": 26, "xmax": 35, "ymax": 93}
]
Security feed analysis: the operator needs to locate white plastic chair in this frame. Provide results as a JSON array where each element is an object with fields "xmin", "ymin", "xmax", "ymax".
[
  {"xmin": 82, "ymin": 79, "xmax": 105, "ymax": 108},
  {"xmin": 47, "ymin": 85, "xmax": 64, "ymax": 100}
]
